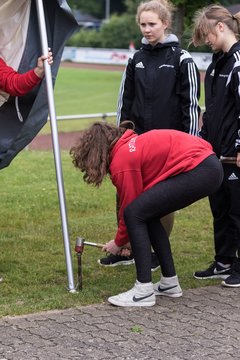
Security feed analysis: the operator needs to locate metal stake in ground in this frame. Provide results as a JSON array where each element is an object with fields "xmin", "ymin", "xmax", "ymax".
[
  {"xmin": 75, "ymin": 237, "xmax": 84, "ymax": 291},
  {"xmin": 74, "ymin": 238, "xmax": 104, "ymax": 290}
]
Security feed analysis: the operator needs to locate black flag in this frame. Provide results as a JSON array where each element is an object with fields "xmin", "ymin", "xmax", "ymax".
[{"xmin": 0, "ymin": 0, "xmax": 79, "ymax": 169}]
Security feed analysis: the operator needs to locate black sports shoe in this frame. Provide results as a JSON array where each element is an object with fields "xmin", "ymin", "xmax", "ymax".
[
  {"xmin": 194, "ymin": 261, "xmax": 232, "ymax": 280},
  {"xmin": 222, "ymin": 261, "xmax": 240, "ymax": 287},
  {"xmin": 98, "ymin": 252, "xmax": 160, "ymax": 271},
  {"xmin": 98, "ymin": 254, "xmax": 135, "ymax": 267}
]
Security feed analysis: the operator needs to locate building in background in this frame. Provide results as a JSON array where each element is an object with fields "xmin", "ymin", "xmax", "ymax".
[{"xmin": 72, "ymin": 9, "xmax": 101, "ymax": 30}]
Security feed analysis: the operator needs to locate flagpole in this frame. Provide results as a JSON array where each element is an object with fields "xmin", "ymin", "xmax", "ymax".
[{"xmin": 35, "ymin": 0, "xmax": 76, "ymax": 292}]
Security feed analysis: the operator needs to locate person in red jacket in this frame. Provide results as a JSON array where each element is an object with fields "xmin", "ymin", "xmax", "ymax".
[
  {"xmin": 0, "ymin": 50, "xmax": 53, "ymax": 283},
  {"xmin": 0, "ymin": 50, "xmax": 53, "ymax": 97},
  {"xmin": 70, "ymin": 121, "xmax": 223, "ymax": 307}
]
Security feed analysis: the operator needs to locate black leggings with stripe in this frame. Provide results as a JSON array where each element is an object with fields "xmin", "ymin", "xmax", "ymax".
[{"xmin": 123, "ymin": 154, "xmax": 224, "ymax": 283}]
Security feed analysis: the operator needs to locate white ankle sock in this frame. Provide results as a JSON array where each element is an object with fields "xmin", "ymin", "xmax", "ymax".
[
  {"xmin": 136, "ymin": 280, "xmax": 153, "ymax": 286},
  {"xmin": 217, "ymin": 262, "xmax": 231, "ymax": 268},
  {"xmin": 160, "ymin": 275, "xmax": 179, "ymax": 285},
  {"xmin": 135, "ymin": 280, "xmax": 153, "ymax": 292}
]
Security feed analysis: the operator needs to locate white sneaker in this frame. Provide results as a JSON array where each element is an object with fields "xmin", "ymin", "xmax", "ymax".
[
  {"xmin": 154, "ymin": 275, "xmax": 182, "ymax": 298},
  {"xmin": 108, "ymin": 280, "xmax": 155, "ymax": 307},
  {"xmin": 0, "ymin": 277, "xmax": 3, "ymax": 283}
]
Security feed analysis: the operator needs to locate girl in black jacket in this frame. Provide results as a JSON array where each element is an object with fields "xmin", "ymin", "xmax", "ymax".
[
  {"xmin": 192, "ymin": 4, "xmax": 240, "ymax": 287},
  {"xmin": 117, "ymin": 0, "xmax": 200, "ymax": 135},
  {"xmin": 98, "ymin": 0, "xmax": 200, "ymax": 271},
  {"xmin": 99, "ymin": 0, "xmax": 201, "ymax": 282}
]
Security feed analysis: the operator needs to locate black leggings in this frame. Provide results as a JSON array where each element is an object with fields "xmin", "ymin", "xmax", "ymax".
[{"xmin": 123, "ymin": 155, "xmax": 224, "ymax": 283}]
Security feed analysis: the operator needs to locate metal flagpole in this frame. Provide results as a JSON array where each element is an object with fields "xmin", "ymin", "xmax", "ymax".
[{"xmin": 35, "ymin": 0, "xmax": 76, "ymax": 292}]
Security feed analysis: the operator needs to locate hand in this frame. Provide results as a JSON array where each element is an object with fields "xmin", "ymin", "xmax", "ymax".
[
  {"xmin": 120, "ymin": 242, "xmax": 132, "ymax": 257},
  {"xmin": 34, "ymin": 49, "xmax": 53, "ymax": 78},
  {"xmin": 102, "ymin": 240, "xmax": 121, "ymax": 255},
  {"xmin": 120, "ymin": 247, "xmax": 132, "ymax": 257}
]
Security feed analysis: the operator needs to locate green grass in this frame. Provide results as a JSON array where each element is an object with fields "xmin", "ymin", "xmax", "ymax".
[
  {"xmin": 40, "ymin": 66, "xmax": 205, "ymax": 134},
  {"xmin": 55, "ymin": 67, "xmax": 122, "ymax": 115},
  {"xmin": 39, "ymin": 67, "xmax": 122, "ymax": 134},
  {"xmin": 0, "ymin": 66, "xmax": 212, "ymax": 317}
]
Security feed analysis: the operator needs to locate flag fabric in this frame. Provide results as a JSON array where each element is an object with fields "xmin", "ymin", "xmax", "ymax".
[{"xmin": 0, "ymin": 0, "xmax": 79, "ymax": 169}]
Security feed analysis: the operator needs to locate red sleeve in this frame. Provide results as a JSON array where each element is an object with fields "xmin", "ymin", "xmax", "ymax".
[
  {"xmin": 112, "ymin": 169, "xmax": 143, "ymax": 247},
  {"xmin": 0, "ymin": 58, "xmax": 41, "ymax": 96}
]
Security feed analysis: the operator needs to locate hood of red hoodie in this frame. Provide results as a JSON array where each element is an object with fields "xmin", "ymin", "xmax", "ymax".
[{"xmin": 110, "ymin": 129, "xmax": 137, "ymax": 160}]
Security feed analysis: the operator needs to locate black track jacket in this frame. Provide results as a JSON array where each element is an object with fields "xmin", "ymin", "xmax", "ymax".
[
  {"xmin": 200, "ymin": 41, "xmax": 240, "ymax": 157},
  {"xmin": 117, "ymin": 35, "xmax": 200, "ymax": 135}
]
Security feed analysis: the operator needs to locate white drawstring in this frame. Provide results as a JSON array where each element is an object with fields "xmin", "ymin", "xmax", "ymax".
[{"xmin": 15, "ymin": 96, "xmax": 23, "ymax": 122}]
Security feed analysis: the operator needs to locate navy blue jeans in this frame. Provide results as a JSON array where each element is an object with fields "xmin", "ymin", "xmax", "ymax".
[{"xmin": 123, "ymin": 155, "xmax": 224, "ymax": 283}]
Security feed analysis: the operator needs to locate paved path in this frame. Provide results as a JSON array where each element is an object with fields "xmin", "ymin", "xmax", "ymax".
[{"xmin": 0, "ymin": 285, "xmax": 239, "ymax": 360}]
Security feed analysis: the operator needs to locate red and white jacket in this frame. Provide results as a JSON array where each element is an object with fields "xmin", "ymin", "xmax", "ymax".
[
  {"xmin": 110, "ymin": 129, "xmax": 214, "ymax": 246},
  {"xmin": 0, "ymin": 57, "xmax": 41, "ymax": 96}
]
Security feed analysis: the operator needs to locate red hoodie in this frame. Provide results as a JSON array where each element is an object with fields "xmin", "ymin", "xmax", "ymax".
[
  {"xmin": 0, "ymin": 58, "xmax": 41, "ymax": 96},
  {"xmin": 110, "ymin": 129, "xmax": 214, "ymax": 247}
]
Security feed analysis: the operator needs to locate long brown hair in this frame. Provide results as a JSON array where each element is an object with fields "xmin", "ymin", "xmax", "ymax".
[
  {"xmin": 192, "ymin": 5, "xmax": 240, "ymax": 46},
  {"xmin": 70, "ymin": 121, "xmax": 134, "ymax": 187}
]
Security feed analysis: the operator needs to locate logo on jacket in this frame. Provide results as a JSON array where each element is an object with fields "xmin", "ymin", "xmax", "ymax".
[
  {"xmin": 228, "ymin": 172, "xmax": 239, "ymax": 180},
  {"xmin": 129, "ymin": 137, "xmax": 137, "ymax": 152},
  {"xmin": 159, "ymin": 64, "xmax": 174, "ymax": 69},
  {"xmin": 135, "ymin": 61, "xmax": 145, "ymax": 69}
]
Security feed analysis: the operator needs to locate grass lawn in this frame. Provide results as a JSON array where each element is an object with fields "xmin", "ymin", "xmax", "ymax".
[
  {"xmin": 0, "ymin": 150, "xmax": 219, "ymax": 317},
  {"xmin": 39, "ymin": 66, "xmax": 122, "ymax": 134},
  {"xmin": 55, "ymin": 67, "xmax": 122, "ymax": 115},
  {"xmin": 0, "ymin": 66, "xmax": 214, "ymax": 317},
  {"xmin": 40, "ymin": 66, "xmax": 205, "ymax": 134}
]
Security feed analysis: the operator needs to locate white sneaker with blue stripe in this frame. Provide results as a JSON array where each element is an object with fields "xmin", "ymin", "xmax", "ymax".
[
  {"xmin": 154, "ymin": 275, "xmax": 182, "ymax": 298},
  {"xmin": 108, "ymin": 280, "xmax": 155, "ymax": 307}
]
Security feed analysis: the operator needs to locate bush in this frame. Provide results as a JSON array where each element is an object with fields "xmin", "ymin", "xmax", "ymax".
[
  {"xmin": 67, "ymin": 28, "xmax": 102, "ymax": 48},
  {"xmin": 100, "ymin": 14, "xmax": 141, "ymax": 49},
  {"xmin": 67, "ymin": 14, "xmax": 142, "ymax": 49}
]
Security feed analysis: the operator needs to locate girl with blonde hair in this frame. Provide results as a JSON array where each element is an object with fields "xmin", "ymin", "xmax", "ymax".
[{"xmin": 118, "ymin": 0, "xmax": 200, "ymax": 135}]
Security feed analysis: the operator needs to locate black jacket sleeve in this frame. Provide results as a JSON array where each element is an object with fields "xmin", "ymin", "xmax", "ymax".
[
  {"xmin": 231, "ymin": 67, "xmax": 240, "ymax": 151},
  {"xmin": 199, "ymin": 111, "xmax": 208, "ymax": 140},
  {"xmin": 178, "ymin": 51, "xmax": 201, "ymax": 136},
  {"xmin": 116, "ymin": 57, "xmax": 135, "ymax": 126}
]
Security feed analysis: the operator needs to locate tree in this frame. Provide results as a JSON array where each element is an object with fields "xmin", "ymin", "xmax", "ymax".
[
  {"xmin": 124, "ymin": 0, "xmax": 140, "ymax": 14},
  {"xmin": 124, "ymin": 0, "xmax": 240, "ymax": 43},
  {"xmin": 172, "ymin": 0, "xmax": 240, "ymax": 47},
  {"xmin": 111, "ymin": 0, "xmax": 127, "ymax": 14},
  {"xmin": 67, "ymin": 0, "xmax": 240, "ymax": 49},
  {"xmin": 67, "ymin": 28, "xmax": 102, "ymax": 47},
  {"xmin": 67, "ymin": 0, "xmax": 104, "ymax": 17},
  {"xmin": 67, "ymin": 0, "xmax": 126, "ymax": 18},
  {"xmin": 100, "ymin": 14, "xmax": 141, "ymax": 48}
]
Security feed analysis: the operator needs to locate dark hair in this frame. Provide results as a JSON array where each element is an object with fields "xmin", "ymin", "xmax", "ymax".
[
  {"xmin": 192, "ymin": 5, "xmax": 240, "ymax": 46},
  {"xmin": 70, "ymin": 121, "xmax": 134, "ymax": 187}
]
